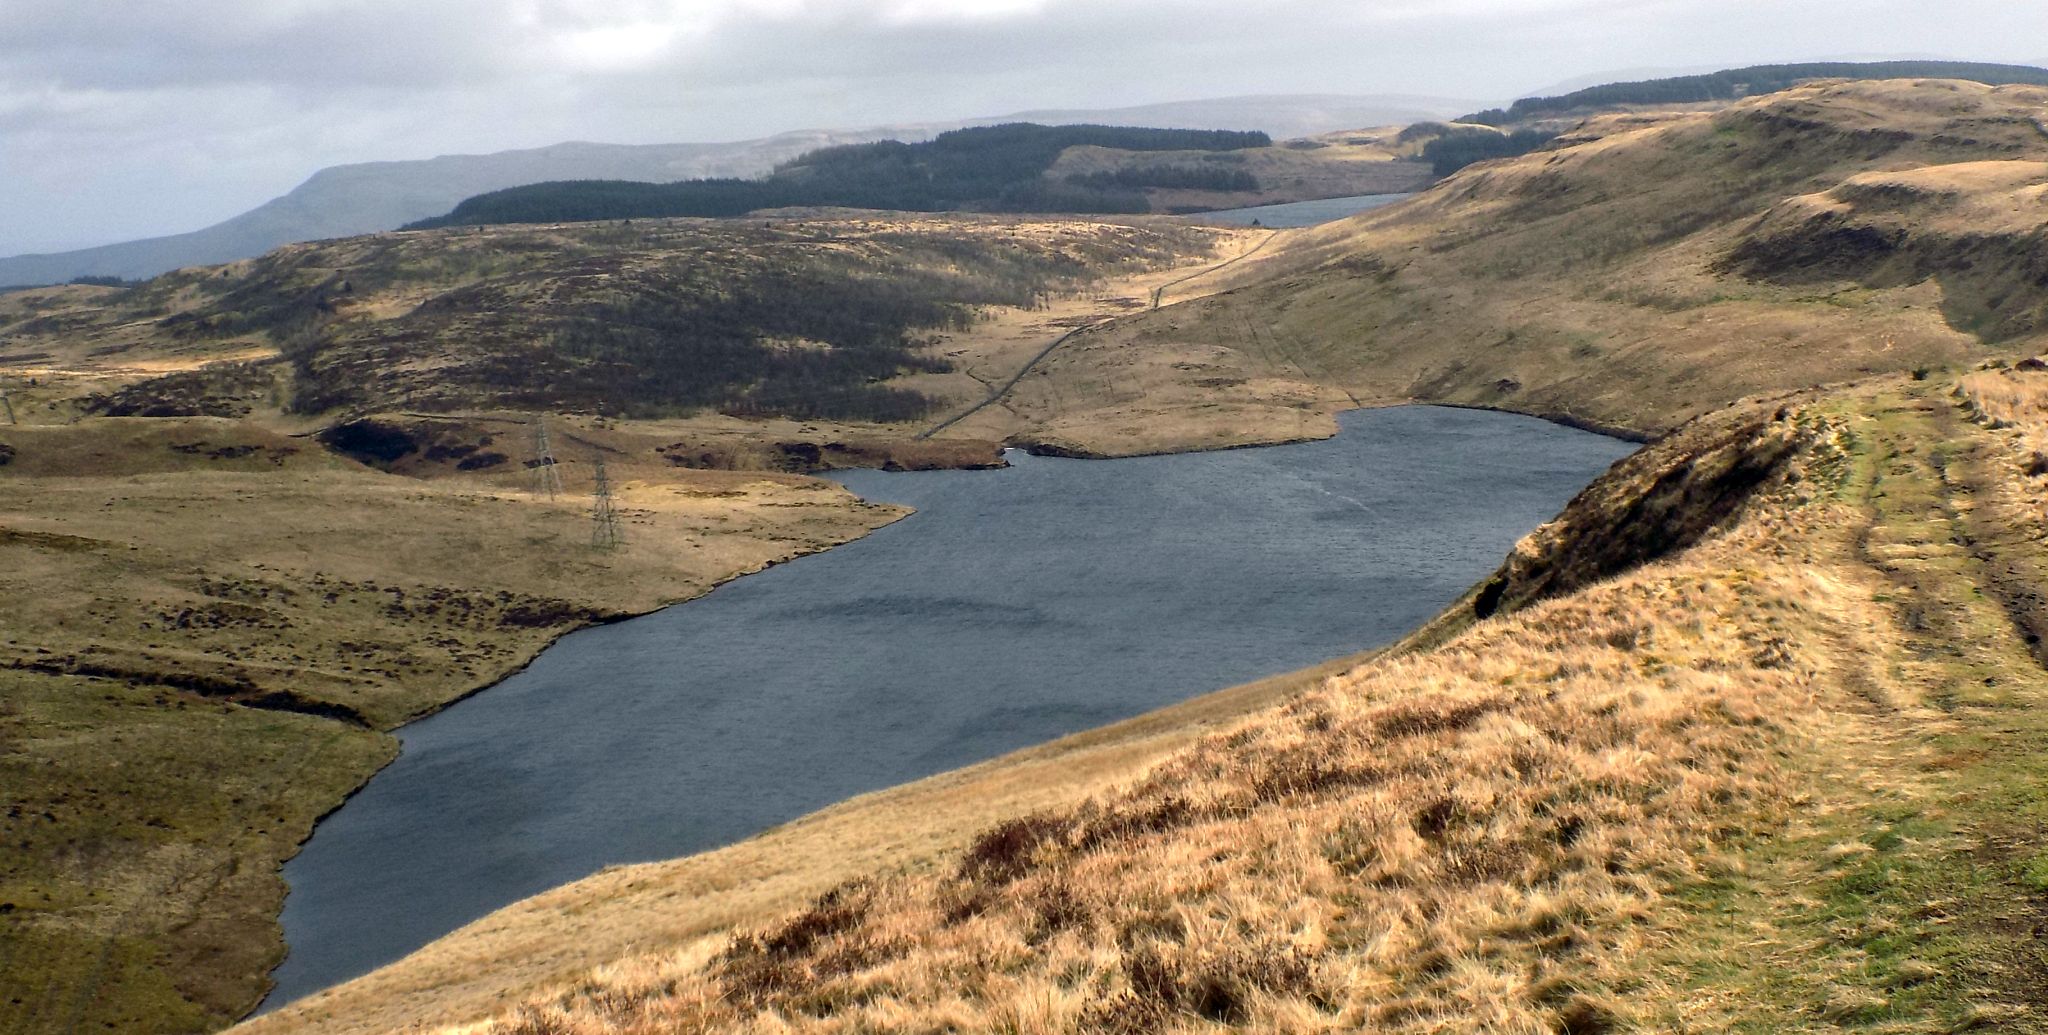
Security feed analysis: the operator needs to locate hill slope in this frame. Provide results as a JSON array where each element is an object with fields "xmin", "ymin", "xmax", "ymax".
[
  {"xmin": 1465, "ymin": 59, "xmax": 2048, "ymax": 124},
  {"xmin": 239, "ymin": 373, "xmax": 2048, "ymax": 1035},
  {"xmin": 934, "ymin": 78, "xmax": 2048, "ymax": 457},
  {"xmin": 0, "ymin": 215, "xmax": 1239, "ymax": 426}
]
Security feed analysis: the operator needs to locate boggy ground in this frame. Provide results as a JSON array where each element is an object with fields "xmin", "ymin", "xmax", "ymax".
[{"xmin": 238, "ymin": 371, "xmax": 2048, "ymax": 1034}]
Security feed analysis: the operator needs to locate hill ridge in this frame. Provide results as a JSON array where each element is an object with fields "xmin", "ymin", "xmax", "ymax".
[{"xmin": 0, "ymin": 95, "xmax": 1467, "ymax": 287}]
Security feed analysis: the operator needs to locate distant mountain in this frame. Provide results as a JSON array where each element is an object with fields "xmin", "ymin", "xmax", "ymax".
[
  {"xmin": 0, "ymin": 130, "xmax": 927, "ymax": 288},
  {"xmin": 0, "ymin": 94, "xmax": 1474, "ymax": 288}
]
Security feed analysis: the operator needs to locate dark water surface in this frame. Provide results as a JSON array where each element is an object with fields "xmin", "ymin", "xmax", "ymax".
[
  {"xmin": 265, "ymin": 406, "xmax": 1632, "ymax": 1007},
  {"xmin": 1191, "ymin": 192, "xmax": 1412, "ymax": 227}
]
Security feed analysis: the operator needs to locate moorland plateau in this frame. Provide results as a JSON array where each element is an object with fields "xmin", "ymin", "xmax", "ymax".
[{"xmin": 3, "ymin": 74, "xmax": 2048, "ymax": 1034}]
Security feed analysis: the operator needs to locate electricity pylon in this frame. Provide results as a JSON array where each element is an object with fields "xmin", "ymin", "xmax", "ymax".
[
  {"xmin": 529, "ymin": 417, "xmax": 563, "ymax": 499},
  {"xmin": 590, "ymin": 455, "xmax": 623, "ymax": 549}
]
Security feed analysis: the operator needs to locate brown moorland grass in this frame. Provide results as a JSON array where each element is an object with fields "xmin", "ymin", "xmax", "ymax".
[
  {"xmin": 930, "ymin": 80, "xmax": 2048, "ymax": 457},
  {"xmin": 245, "ymin": 376, "xmax": 2048, "ymax": 1035},
  {"xmin": 0, "ymin": 415, "xmax": 907, "ymax": 1033},
  {"xmin": 0, "ymin": 216, "xmax": 1248, "ymax": 430},
  {"xmin": 18, "ymin": 79, "xmax": 2048, "ymax": 1034},
  {"xmin": 1959, "ymin": 362, "xmax": 2048, "ymax": 480},
  {"xmin": 0, "ymin": 214, "xmax": 1284, "ymax": 1033}
]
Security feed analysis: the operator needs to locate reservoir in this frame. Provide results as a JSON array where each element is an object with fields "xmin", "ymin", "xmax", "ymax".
[{"xmin": 264, "ymin": 405, "xmax": 1633, "ymax": 1007}]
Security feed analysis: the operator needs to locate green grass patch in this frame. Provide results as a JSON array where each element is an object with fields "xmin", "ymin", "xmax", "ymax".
[{"xmin": 0, "ymin": 672, "xmax": 394, "ymax": 1033}]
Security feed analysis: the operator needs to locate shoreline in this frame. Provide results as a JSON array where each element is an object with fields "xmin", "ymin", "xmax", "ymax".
[
  {"xmin": 248, "ymin": 493, "xmax": 918, "ymax": 1014},
  {"xmin": 250, "ymin": 402, "xmax": 1643, "ymax": 1017}
]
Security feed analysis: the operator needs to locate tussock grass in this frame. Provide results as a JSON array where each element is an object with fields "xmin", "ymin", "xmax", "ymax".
[{"xmin": 1958, "ymin": 364, "xmax": 2048, "ymax": 478}]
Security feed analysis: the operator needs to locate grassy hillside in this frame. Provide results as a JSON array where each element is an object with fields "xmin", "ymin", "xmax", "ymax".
[
  {"xmin": 0, "ymin": 215, "xmax": 1268, "ymax": 1033},
  {"xmin": 15, "ymin": 76, "xmax": 2048, "ymax": 1033},
  {"xmin": 0, "ymin": 415, "xmax": 923, "ymax": 1034},
  {"xmin": 1465, "ymin": 60, "xmax": 2048, "ymax": 125},
  {"xmin": 0, "ymin": 215, "xmax": 1233, "ymax": 424},
  {"xmin": 241, "ymin": 372, "xmax": 2048, "ymax": 1034},
  {"xmin": 942, "ymin": 79, "xmax": 2048, "ymax": 457}
]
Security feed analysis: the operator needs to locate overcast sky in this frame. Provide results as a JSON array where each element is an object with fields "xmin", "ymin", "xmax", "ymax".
[{"xmin": 5, "ymin": 0, "xmax": 2046, "ymax": 256}]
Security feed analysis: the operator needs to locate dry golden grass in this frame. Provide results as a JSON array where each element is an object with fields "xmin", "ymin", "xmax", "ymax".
[
  {"xmin": 231, "ymin": 653, "xmax": 1377, "ymax": 1035},
  {"xmin": 252, "ymin": 378, "xmax": 2048, "ymax": 1035},
  {"xmin": 407, "ymin": 482, "xmax": 1844, "ymax": 1035},
  {"xmin": 1959, "ymin": 363, "xmax": 2048, "ymax": 478},
  {"xmin": 933, "ymin": 80, "xmax": 2048, "ymax": 456},
  {"xmin": 0, "ymin": 415, "xmax": 907, "ymax": 1031}
]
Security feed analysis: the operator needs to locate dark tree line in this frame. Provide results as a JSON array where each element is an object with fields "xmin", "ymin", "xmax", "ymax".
[
  {"xmin": 1421, "ymin": 128, "xmax": 1560, "ymax": 176},
  {"xmin": 1464, "ymin": 60, "xmax": 2048, "ymax": 126},
  {"xmin": 405, "ymin": 124, "xmax": 1273, "ymax": 228}
]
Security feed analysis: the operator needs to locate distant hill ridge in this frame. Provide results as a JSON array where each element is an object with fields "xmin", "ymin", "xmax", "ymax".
[
  {"xmin": 406, "ymin": 124, "xmax": 1275, "ymax": 229},
  {"xmin": 1465, "ymin": 59, "xmax": 2048, "ymax": 124},
  {"xmin": 0, "ymin": 94, "xmax": 1467, "ymax": 287},
  {"xmin": 0, "ymin": 130, "xmax": 919, "ymax": 289}
]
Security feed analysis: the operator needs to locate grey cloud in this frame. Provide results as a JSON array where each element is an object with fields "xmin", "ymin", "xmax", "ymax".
[
  {"xmin": 7, "ymin": 1, "xmax": 528, "ymax": 90},
  {"xmin": 5, "ymin": 0, "xmax": 2048, "ymax": 255}
]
